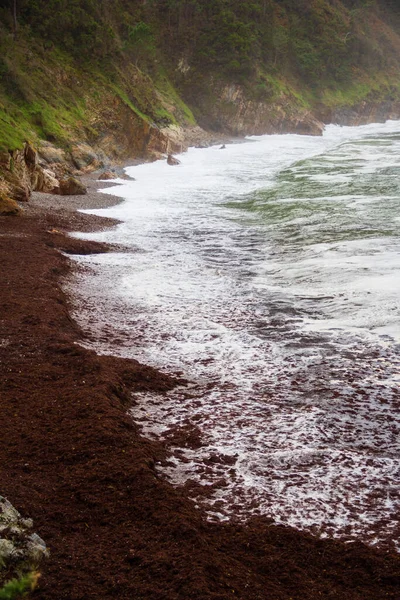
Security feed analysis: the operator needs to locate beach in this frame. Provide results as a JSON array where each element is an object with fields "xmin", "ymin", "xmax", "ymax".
[{"xmin": 1, "ymin": 178, "xmax": 400, "ymax": 600}]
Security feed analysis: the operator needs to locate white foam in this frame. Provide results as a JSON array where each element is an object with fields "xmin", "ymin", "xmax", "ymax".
[{"xmin": 69, "ymin": 120, "xmax": 400, "ymax": 550}]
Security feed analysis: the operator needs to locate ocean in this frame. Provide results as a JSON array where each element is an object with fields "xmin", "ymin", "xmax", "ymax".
[{"xmin": 69, "ymin": 121, "xmax": 400, "ymax": 550}]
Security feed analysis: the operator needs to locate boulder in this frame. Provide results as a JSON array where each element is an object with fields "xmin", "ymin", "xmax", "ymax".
[
  {"xmin": 31, "ymin": 166, "xmax": 60, "ymax": 193},
  {"xmin": 59, "ymin": 177, "xmax": 87, "ymax": 196},
  {"xmin": 0, "ymin": 197, "xmax": 20, "ymax": 216},
  {"xmin": 292, "ymin": 114, "xmax": 324, "ymax": 136},
  {"xmin": 0, "ymin": 496, "xmax": 48, "ymax": 585},
  {"xmin": 98, "ymin": 170, "xmax": 115, "ymax": 181},
  {"xmin": 2, "ymin": 147, "xmax": 32, "ymax": 202},
  {"xmin": 0, "ymin": 181, "xmax": 20, "ymax": 215},
  {"xmin": 167, "ymin": 154, "xmax": 181, "ymax": 166},
  {"xmin": 4, "ymin": 171, "xmax": 31, "ymax": 202}
]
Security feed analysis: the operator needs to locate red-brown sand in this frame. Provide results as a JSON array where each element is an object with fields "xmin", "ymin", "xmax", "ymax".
[{"xmin": 1, "ymin": 192, "xmax": 400, "ymax": 599}]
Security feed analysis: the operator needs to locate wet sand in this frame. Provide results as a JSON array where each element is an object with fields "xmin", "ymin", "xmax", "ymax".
[{"xmin": 1, "ymin": 177, "xmax": 400, "ymax": 599}]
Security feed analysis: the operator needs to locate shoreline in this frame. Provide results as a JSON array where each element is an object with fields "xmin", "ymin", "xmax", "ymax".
[{"xmin": 1, "ymin": 167, "xmax": 400, "ymax": 598}]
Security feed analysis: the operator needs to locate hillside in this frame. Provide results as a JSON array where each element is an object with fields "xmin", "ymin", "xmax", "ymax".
[{"xmin": 1, "ymin": 0, "xmax": 400, "ymax": 163}]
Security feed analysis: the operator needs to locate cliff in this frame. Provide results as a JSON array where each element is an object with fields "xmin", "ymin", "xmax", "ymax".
[{"xmin": 0, "ymin": 0, "xmax": 400, "ymax": 199}]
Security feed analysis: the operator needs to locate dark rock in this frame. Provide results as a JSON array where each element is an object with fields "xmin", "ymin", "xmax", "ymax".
[
  {"xmin": 167, "ymin": 154, "xmax": 181, "ymax": 166},
  {"xmin": 24, "ymin": 143, "xmax": 37, "ymax": 169}
]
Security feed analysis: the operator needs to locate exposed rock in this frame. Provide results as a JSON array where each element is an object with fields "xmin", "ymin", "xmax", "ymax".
[
  {"xmin": 98, "ymin": 170, "xmax": 116, "ymax": 181},
  {"xmin": 7, "ymin": 179, "xmax": 31, "ymax": 202},
  {"xmin": 191, "ymin": 83, "xmax": 325, "ymax": 137},
  {"xmin": 31, "ymin": 166, "xmax": 60, "ymax": 193},
  {"xmin": 59, "ymin": 177, "xmax": 87, "ymax": 196},
  {"xmin": 0, "ymin": 496, "xmax": 48, "ymax": 585},
  {"xmin": 24, "ymin": 143, "xmax": 37, "ymax": 169},
  {"xmin": 0, "ymin": 181, "xmax": 20, "ymax": 215},
  {"xmin": 167, "ymin": 154, "xmax": 181, "ymax": 166},
  {"xmin": 70, "ymin": 142, "xmax": 103, "ymax": 171},
  {"xmin": 160, "ymin": 125, "xmax": 187, "ymax": 155},
  {"xmin": 143, "ymin": 124, "xmax": 186, "ymax": 159},
  {"xmin": 0, "ymin": 198, "xmax": 20, "ymax": 216},
  {"xmin": 291, "ymin": 114, "xmax": 324, "ymax": 136},
  {"xmin": 0, "ymin": 151, "xmax": 11, "ymax": 170},
  {"xmin": 0, "ymin": 148, "xmax": 32, "ymax": 202},
  {"xmin": 38, "ymin": 141, "xmax": 67, "ymax": 165},
  {"xmin": 329, "ymin": 99, "xmax": 400, "ymax": 127}
]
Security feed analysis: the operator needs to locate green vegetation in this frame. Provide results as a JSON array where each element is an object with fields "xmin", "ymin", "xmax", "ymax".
[
  {"xmin": 0, "ymin": 573, "xmax": 38, "ymax": 600},
  {"xmin": 0, "ymin": 0, "xmax": 399, "ymax": 152}
]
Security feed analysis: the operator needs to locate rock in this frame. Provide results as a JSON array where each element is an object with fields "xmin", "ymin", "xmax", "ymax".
[
  {"xmin": 59, "ymin": 177, "xmax": 87, "ymax": 196},
  {"xmin": 70, "ymin": 142, "xmax": 102, "ymax": 171},
  {"xmin": 98, "ymin": 170, "xmax": 115, "ymax": 181},
  {"xmin": 7, "ymin": 180, "xmax": 31, "ymax": 202},
  {"xmin": 0, "ymin": 143, "xmax": 64, "ymax": 203},
  {"xmin": 24, "ymin": 143, "xmax": 38, "ymax": 169},
  {"xmin": 0, "ymin": 147, "xmax": 32, "ymax": 202},
  {"xmin": 0, "ymin": 496, "xmax": 48, "ymax": 583},
  {"xmin": 167, "ymin": 154, "xmax": 181, "ymax": 166},
  {"xmin": 292, "ymin": 114, "xmax": 324, "ymax": 136},
  {"xmin": 0, "ymin": 181, "xmax": 20, "ymax": 215},
  {"xmin": 38, "ymin": 141, "xmax": 67, "ymax": 165},
  {"xmin": 0, "ymin": 197, "xmax": 20, "ymax": 216},
  {"xmin": 0, "ymin": 151, "xmax": 11, "ymax": 170},
  {"xmin": 31, "ymin": 166, "xmax": 60, "ymax": 193}
]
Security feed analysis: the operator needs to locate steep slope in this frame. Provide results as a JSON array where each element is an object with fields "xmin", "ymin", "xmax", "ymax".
[{"xmin": 1, "ymin": 0, "xmax": 400, "ymax": 159}]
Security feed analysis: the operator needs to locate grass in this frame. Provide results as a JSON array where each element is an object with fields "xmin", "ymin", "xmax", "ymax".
[
  {"xmin": 0, "ymin": 573, "xmax": 39, "ymax": 600},
  {"xmin": 109, "ymin": 83, "xmax": 151, "ymax": 123}
]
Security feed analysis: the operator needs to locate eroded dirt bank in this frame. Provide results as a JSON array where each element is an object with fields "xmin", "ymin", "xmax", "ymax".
[{"xmin": 1, "ymin": 197, "xmax": 400, "ymax": 600}]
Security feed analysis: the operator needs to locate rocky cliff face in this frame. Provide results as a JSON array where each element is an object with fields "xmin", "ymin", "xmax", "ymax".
[
  {"xmin": 2, "ymin": 92, "xmax": 400, "ymax": 215},
  {"xmin": 0, "ymin": 109, "xmax": 190, "ymax": 213},
  {"xmin": 0, "ymin": 144, "xmax": 59, "ymax": 212},
  {"xmin": 192, "ymin": 83, "xmax": 325, "ymax": 136},
  {"xmin": 328, "ymin": 98, "xmax": 400, "ymax": 126}
]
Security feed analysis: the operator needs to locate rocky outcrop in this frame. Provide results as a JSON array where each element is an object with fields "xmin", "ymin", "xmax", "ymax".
[
  {"xmin": 0, "ymin": 142, "xmax": 90, "ymax": 204},
  {"xmin": 186, "ymin": 83, "xmax": 325, "ymax": 137},
  {"xmin": 0, "ymin": 196, "xmax": 20, "ymax": 216},
  {"xmin": 98, "ymin": 170, "xmax": 116, "ymax": 180},
  {"xmin": 31, "ymin": 166, "xmax": 60, "ymax": 194},
  {"xmin": 0, "ymin": 496, "xmax": 48, "ymax": 587},
  {"xmin": 0, "ymin": 143, "xmax": 62, "ymax": 203},
  {"xmin": 38, "ymin": 141, "xmax": 67, "ymax": 165},
  {"xmin": 167, "ymin": 154, "xmax": 181, "ymax": 166},
  {"xmin": 70, "ymin": 142, "xmax": 106, "ymax": 171},
  {"xmin": 328, "ymin": 99, "xmax": 400, "ymax": 127},
  {"xmin": 0, "ymin": 181, "xmax": 20, "ymax": 216},
  {"xmin": 0, "ymin": 149, "xmax": 32, "ymax": 202},
  {"xmin": 59, "ymin": 176, "xmax": 87, "ymax": 195}
]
